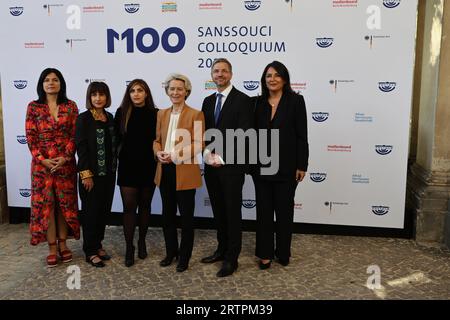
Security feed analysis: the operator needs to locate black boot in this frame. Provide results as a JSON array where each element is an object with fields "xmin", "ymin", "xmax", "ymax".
[
  {"xmin": 125, "ymin": 246, "xmax": 135, "ymax": 267},
  {"xmin": 138, "ymin": 239, "xmax": 147, "ymax": 260}
]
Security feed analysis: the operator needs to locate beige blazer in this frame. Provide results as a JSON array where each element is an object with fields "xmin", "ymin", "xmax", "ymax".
[{"xmin": 153, "ymin": 105, "xmax": 205, "ymax": 190}]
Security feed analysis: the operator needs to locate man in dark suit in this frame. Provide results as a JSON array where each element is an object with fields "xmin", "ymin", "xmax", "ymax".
[{"xmin": 201, "ymin": 58, "xmax": 253, "ymax": 277}]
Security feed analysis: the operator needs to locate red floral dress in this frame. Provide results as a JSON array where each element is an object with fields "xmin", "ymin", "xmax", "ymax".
[{"xmin": 25, "ymin": 100, "xmax": 80, "ymax": 245}]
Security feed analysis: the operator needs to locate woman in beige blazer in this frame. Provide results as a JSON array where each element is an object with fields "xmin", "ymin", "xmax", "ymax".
[{"xmin": 154, "ymin": 73, "xmax": 205, "ymax": 272}]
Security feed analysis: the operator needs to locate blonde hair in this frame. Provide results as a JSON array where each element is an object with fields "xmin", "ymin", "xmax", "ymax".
[{"xmin": 164, "ymin": 73, "xmax": 192, "ymax": 99}]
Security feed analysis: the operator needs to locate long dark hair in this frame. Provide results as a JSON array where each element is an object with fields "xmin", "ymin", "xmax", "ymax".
[
  {"xmin": 85, "ymin": 82, "xmax": 111, "ymax": 109},
  {"xmin": 260, "ymin": 61, "xmax": 293, "ymax": 98},
  {"xmin": 119, "ymin": 79, "xmax": 155, "ymax": 134},
  {"xmin": 35, "ymin": 68, "xmax": 68, "ymax": 105}
]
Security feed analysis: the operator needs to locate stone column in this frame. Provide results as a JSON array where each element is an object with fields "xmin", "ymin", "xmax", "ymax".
[{"xmin": 407, "ymin": 0, "xmax": 450, "ymax": 247}]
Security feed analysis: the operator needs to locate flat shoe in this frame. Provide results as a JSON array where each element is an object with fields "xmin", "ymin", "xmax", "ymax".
[
  {"xmin": 98, "ymin": 249, "xmax": 111, "ymax": 261},
  {"xmin": 86, "ymin": 255, "xmax": 105, "ymax": 268}
]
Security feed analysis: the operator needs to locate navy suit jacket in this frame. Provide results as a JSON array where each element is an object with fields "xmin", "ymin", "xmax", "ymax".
[{"xmin": 202, "ymin": 86, "xmax": 253, "ymax": 175}]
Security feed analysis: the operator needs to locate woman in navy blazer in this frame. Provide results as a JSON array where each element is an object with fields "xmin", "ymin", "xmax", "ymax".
[{"xmin": 253, "ymin": 61, "xmax": 309, "ymax": 269}]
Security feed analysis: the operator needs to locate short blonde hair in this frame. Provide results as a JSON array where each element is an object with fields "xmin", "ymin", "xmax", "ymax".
[{"xmin": 164, "ymin": 73, "xmax": 192, "ymax": 99}]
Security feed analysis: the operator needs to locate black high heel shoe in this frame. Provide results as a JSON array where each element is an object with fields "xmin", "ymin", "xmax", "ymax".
[
  {"xmin": 125, "ymin": 246, "xmax": 135, "ymax": 267},
  {"xmin": 138, "ymin": 240, "xmax": 147, "ymax": 260},
  {"xmin": 258, "ymin": 260, "xmax": 272, "ymax": 270}
]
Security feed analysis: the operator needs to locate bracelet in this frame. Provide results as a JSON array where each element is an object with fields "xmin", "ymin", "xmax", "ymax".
[{"xmin": 79, "ymin": 170, "xmax": 94, "ymax": 180}]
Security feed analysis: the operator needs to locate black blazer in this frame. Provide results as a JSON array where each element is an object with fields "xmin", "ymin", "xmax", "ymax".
[
  {"xmin": 202, "ymin": 86, "xmax": 253, "ymax": 175},
  {"xmin": 254, "ymin": 91, "xmax": 309, "ymax": 180},
  {"xmin": 75, "ymin": 110, "xmax": 116, "ymax": 177}
]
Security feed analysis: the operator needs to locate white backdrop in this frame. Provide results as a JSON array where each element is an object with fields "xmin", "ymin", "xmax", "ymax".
[{"xmin": 0, "ymin": 0, "xmax": 418, "ymax": 228}]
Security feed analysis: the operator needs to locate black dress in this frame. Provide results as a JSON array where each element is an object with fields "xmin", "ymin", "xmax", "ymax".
[{"xmin": 115, "ymin": 106, "xmax": 158, "ymax": 188}]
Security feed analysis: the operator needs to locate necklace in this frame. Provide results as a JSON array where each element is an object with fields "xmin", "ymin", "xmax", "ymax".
[
  {"xmin": 90, "ymin": 108, "xmax": 107, "ymax": 122},
  {"xmin": 171, "ymin": 104, "xmax": 184, "ymax": 114}
]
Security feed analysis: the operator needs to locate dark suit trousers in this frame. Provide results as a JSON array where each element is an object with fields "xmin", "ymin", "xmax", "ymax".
[
  {"xmin": 254, "ymin": 178, "xmax": 298, "ymax": 260},
  {"xmin": 79, "ymin": 174, "xmax": 115, "ymax": 257},
  {"xmin": 205, "ymin": 167, "xmax": 245, "ymax": 264},
  {"xmin": 160, "ymin": 164, "xmax": 196, "ymax": 261}
]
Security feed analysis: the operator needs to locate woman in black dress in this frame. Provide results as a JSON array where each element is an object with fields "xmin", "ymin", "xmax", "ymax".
[
  {"xmin": 75, "ymin": 82, "xmax": 116, "ymax": 268},
  {"xmin": 115, "ymin": 79, "xmax": 158, "ymax": 267},
  {"xmin": 254, "ymin": 61, "xmax": 309, "ymax": 269}
]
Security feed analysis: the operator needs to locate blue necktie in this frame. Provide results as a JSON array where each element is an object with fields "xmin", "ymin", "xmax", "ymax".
[{"xmin": 214, "ymin": 93, "xmax": 223, "ymax": 125}]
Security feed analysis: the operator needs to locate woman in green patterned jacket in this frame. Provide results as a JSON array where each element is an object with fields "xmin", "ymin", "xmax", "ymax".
[{"xmin": 75, "ymin": 82, "xmax": 117, "ymax": 268}]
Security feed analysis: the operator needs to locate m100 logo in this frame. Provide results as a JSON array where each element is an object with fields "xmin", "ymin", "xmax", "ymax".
[{"xmin": 107, "ymin": 27, "xmax": 185, "ymax": 53}]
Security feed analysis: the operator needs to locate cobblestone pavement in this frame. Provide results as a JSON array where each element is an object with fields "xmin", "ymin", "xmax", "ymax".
[{"xmin": 0, "ymin": 224, "xmax": 449, "ymax": 300}]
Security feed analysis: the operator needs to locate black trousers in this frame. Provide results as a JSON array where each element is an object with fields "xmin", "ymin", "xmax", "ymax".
[
  {"xmin": 204, "ymin": 168, "xmax": 245, "ymax": 264},
  {"xmin": 254, "ymin": 178, "xmax": 298, "ymax": 260},
  {"xmin": 159, "ymin": 164, "xmax": 196, "ymax": 262},
  {"xmin": 79, "ymin": 174, "xmax": 115, "ymax": 257}
]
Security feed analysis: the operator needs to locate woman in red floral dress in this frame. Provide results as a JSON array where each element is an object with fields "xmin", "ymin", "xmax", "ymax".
[{"xmin": 25, "ymin": 68, "xmax": 80, "ymax": 267}]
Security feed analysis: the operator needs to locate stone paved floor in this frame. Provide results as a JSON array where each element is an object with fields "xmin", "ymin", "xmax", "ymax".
[{"xmin": 0, "ymin": 224, "xmax": 449, "ymax": 300}]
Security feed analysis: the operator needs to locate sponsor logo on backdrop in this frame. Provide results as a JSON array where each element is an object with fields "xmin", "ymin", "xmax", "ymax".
[
  {"xmin": 124, "ymin": 3, "xmax": 140, "ymax": 13},
  {"xmin": 66, "ymin": 38, "xmax": 87, "ymax": 50},
  {"xmin": 162, "ymin": 2, "xmax": 177, "ymax": 12},
  {"xmin": 352, "ymin": 174, "xmax": 369, "ymax": 184},
  {"xmin": 332, "ymin": 0, "xmax": 358, "ymax": 7},
  {"xmin": 365, "ymin": 35, "xmax": 391, "ymax": 49},
  {"xmin": 244, "ymin": 0, "xmax": 261, "ymax": 11},
  {"xmin": 378, "ymin": 82, "xmax": 396, "ymax": 92},
  {"xmin": 324, "ymin": 201, "xmax": 349, "ymax": 213},
  {"xmin": 372, "ymin": 205, "xmax": 389, "ymax": 215},
  {"xmin": 14, "ymin": 80, "xmax": 27, "ymax": 89},
  {"xmin": 85, "ymin": 78, "xmax": 106, "ymax": 83},
  {"xmin": 204, "ymin": 197, "xmax": 211, "ymax": 207},
  {"xmin": 383, "ymin": 0, "xmax": 400, "ymax": 9},
  {"xmin": 199, "ymin": 2, "xmax": 223, "ymax": 10},
  {"xmin": 43, "ymin": 4, "xmax": 64, "ymax": 16},
  {"xmin": 310, "ymin": 173, "xmax": 327, "ymax": 183},
  {"xmin": 316, "ymin": 37, "xmax": 334, "ymax": 48},
  {"xmin": 312, "ymin": 112, "xmax": 329, "ymax": 122},
  {"xmin": 291, "ymin": 82, "xmax": 306, "ymax": 94},
  {"xmin": 24, "ymin": 42, "xmax": 45, "ymax": 49},
  {"xmin": 9, "ymin": 6, "xmax": 24, "ymax": 16},
  {"xmin": 243, "ymin": 81, "xmax": 259, "ymax": 91},
  {"xmin": 375, "ymin": 145, "xmax": 393, "ymax": 155},
  {"xmin": 328, "ymin": 145, "xmax": 351, "ymax": 152},
  {"xmin": 19, "ymin": 189, "xmax": 31, "ymax": 197},
  {"xmin": 330, "ymin": 79, "xmax": 355, "ymax": 93},
  {"xmin": 354, "ymin": 113, "xmax": 373, "ymax": 122},
  {"xmin": 294, "ymin": 203, "xmax": 302, "ymax": 210},
  {"xmin": 83, "ymin": 5, "xmax": 104, "ymax": 13},
  {"xmin": 242, "ymin": 199, "xmax": 256, "ymax": 209},
  {"xmin": 17, "ymin": 135, "xmax": 27, "ymax": 144},
  {"xmin": 204, "ymin": 80, "xmax": 217, "ymax": 90}
]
